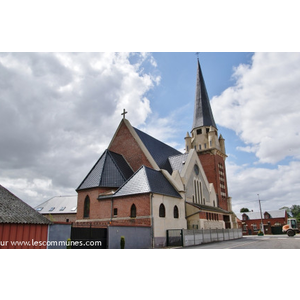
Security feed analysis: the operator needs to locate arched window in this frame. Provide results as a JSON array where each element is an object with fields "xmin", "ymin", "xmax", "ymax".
[
  {"xmin": 159, "ymin": 203, "xmax": 165, "ymax": 218},
  {"xmin": 83, "ymin": 195, "xmax": 90, "ymax": 218},
  {"xmin": 173, "ymin": 205, "xmax": 179, "ymax": 218},
  {"xmin": 130, "ymin": 204, "xmax": 136, "ymax": 218}
]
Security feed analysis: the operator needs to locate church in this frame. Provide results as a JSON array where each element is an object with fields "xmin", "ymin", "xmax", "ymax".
[{"xmin": 74, "ymin": 59, "xmax": 236, "ymax": 248}]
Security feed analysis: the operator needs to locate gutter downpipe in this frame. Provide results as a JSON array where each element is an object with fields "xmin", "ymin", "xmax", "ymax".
[{"xmin": 150, "ymin": 193, "xmax": 154, "ymax": 248}]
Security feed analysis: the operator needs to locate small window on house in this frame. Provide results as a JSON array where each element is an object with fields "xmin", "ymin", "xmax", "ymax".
[
  {"xmin": 49, "ymin": 207, "xmax": 55, "ymax": 212},
  {"xmin": 199, "ymin": 144, "xmax": 201, "ymax": 150},
  {"xmin": 206, "ymin": 128, "xmax": 209, "ymax": 133},
  {"xmin": 204, "ymin": 143, "xmax": 207, "ymax": 149},
  {"xmin": 36, "ymin": 207, "xmax": 43, "ymax": 211},
  {"xmin": 71, "ymin": 206, "xmax": 77, "ymax": 211},
  {"xmin": 83, "ymin": 196, "xmax": 90, "ymax": 218},
  {"xmin": 197, "ymin": 129, "xmax": 202, "ymax": 135},
  {"xmin": 130, "ymin": 204, "xmax": 136, "ymax": 218},
  {"xmin": 59, "ymin": 206, "xmax": 66, "ymax": 211},
  {"xmin": 174, "ymin": 205, "xmax": 179, "ymax": 218},
  {"xmin": 159, "ymin": 204, "xmax": 165, "ymax": 218},
  {"xmin": 114, "ymin": 208, "xmax": 118, "ymax": 217}
]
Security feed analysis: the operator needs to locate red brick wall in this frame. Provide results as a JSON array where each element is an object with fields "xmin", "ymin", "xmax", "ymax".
[
  {"xmin": 76, "ymin": 190, "xmax": 151, "ymax": 228},
  {"xmin": 77, "ymin": 187, "xmax": 113, "ymax": 220},
  {"xmin": 198, "ymin": 152, "xmax": 229, "ymax": 211},
  {"xmin": 242, "ymin": 217, "xmax": 288, "ymax": 235},
  {"xmin": 108, "ymin": 121, "xmax": 152, "ymax": 172}
]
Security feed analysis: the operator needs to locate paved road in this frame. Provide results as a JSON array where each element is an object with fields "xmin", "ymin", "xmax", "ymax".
[{"xmin": 180, "ymin": 234, "xmax": 300, "ymax": 249}]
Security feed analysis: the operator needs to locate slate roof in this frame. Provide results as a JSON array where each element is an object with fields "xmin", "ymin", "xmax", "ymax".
[
  {"xmin": 235, "ymin": 210, "xmax": 286, "ymax": 220},
  {"xmin": 187, "ymin": 202, "xmax": 231, "ymax": 214},
  {"xmin": 192, "ymin": 59, "xmax": 217, "ymax": 130},
  {"xmin": 0, "ymin": 184, "xmax": 52, "ymax": 224},
  {"xmin": 99, "ymin": 165, "xmax": 182, "ymax": 199},
  {"xmin": 133, "ymin": 127, "xmax": 182, "ymax": 174},
  {"xmin": 77, "ymin": 150, "xmax": 134, "ymax": 191},
  {"xmin": 35, "ymin": 195, "xmax": 77, "ymax": 214},
  {"xmin": 168, "ymin": 153, "xmax": 189, "ymax": 173}
]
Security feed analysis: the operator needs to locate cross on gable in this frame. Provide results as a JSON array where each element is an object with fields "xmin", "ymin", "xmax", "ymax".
[{"xmin": 121, "ymin": 108, "xmax": 128, "ymax": 119}]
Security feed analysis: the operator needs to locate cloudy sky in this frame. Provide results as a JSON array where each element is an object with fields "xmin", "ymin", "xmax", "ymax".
[{"xmin": 1, "ymin": 52, "xmax": 300, "ymax": 215}]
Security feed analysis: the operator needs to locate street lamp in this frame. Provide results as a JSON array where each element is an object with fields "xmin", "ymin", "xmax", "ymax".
[{"xmin": 257, "ymin": 194, "xmax": 264, "ymax": 234}]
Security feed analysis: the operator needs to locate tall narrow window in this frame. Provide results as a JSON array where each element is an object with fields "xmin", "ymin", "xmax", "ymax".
[
  {"xmin": 159, "ymin": 203, "xmax": 165, "ymax": 218},
  {"xmin": 130, "ymin": 204, "xmax": 136, "ymax": 218},
  {"xmin": 173, "ymin": 205, "xmax": 179, "ymax": 218},
  {"xmin": 83, "ymin": 196, "xmax": 90, "ymax": 218},
  {"xmin": 199, "ymin": 181, "xmax": 203, "ymax": 204}
]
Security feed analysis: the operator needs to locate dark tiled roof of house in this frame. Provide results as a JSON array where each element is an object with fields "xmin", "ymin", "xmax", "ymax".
[
  {"xmin": 77, "ymin": 150, "xmax": 134, "ymax": 191},
  {"xmin": 133, "ymin": 127, "xmax": 182, "ymax": 174},
  {"xmin": 0, "ymin": 184, "xmax": 52, "ymax": 224},
  {"xmin": 99, "ymin": 165, "xmax": 182, "ymax": 199}
]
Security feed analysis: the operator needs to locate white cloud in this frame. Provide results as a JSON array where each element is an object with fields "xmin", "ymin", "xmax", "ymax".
[
  {"xmin": 0, "ymin": 52, "xmax": 159, "ymax": 207},
  {"xmin": 211, "ymin": 52, "xmax": 300, "ymax": 164},
  {"xmin": 227, "ymin": 160, "xmax": 300, "ymax": 213}
]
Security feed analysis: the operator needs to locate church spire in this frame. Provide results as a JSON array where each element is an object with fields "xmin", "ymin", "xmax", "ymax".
[{"xmin": 192, "ymin": 59, "xmax": 217, "ymax": 131}]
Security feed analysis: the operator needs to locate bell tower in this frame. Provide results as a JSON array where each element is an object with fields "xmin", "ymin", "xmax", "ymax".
[{"xmin": 185, "ymin": 59, "xmax": 230, "ymax": 213}]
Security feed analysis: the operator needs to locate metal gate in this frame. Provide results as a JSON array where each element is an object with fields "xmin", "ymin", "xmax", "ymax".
[
  {"xmin": 166, "ymin": 229, "xmax": 183, "ymax": 247},
  {"xmin": 70, "ymin": 227, "xmax": 107, "ymax": 249}
]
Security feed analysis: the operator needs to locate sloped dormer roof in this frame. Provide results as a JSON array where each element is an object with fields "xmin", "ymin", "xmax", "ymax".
[
  {"xmin": 99, "ymin": 165, "xmax": 182, "ymax": 199},
  {"xmin": 192, "ymin": 59, "xmax": 217, "ymax": 130},
  {"xmin": 77, "ymin": 149, "xmax": 134, "ymax": 191}
]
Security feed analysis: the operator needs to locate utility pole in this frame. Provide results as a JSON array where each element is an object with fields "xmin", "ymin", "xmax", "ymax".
[{"xmin": 257, "ymin": 194, "xmax": 264, "ymax": 234}]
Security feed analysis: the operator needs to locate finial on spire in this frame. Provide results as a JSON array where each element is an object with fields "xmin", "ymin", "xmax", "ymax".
[
  {"xmin": 121, "ymin": 108, "xmax": 128, "ymax": 119},
  {"xmin": 195, "ymin": 52, "xmax": 199, "ymax": 60}
]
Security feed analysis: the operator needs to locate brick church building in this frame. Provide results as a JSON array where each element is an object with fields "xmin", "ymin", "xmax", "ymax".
[{"xmin": 74, "ymin": 59, "xmax": 236, "ymax": 248}]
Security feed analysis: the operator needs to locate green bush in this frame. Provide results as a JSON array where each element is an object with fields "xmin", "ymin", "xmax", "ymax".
[
  {"xmin": 67, "ymin": 238, "xmax": 72, "ymax": 249},
  {"xmin": 120, "ymin": 236, "xmax": 125, "ymax": 249}
]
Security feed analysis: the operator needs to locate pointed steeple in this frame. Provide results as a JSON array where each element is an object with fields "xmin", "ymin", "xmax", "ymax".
[{"xmin": 192, "ymin": 59, "xmax": 217, "ymax": 130}]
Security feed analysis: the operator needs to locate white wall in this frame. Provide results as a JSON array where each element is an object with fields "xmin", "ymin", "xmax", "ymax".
[{"xmin": 152, "ymin": 194, "xmax": 186, "ymax": 239}]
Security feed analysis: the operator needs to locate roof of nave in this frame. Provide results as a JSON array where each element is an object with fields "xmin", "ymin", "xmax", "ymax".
[
  {"xmin": 99, "ymin": 165, "xmax": 182, "ymax": 199},
  {"xmin": 77, "ymin": 149, "xmax": 134, "ymax": 191},
  {"xmin": 133, "ymin": 127, "xmax": 182, "ymax": 174},
  {"xmin": 0, "ymin": 184, "xmax": 52, "ymax": 224}
]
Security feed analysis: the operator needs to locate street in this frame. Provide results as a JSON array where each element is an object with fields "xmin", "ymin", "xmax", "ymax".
[{"xmin": 180, "ymin": 234, "xmax": 300, "ymax": 249}]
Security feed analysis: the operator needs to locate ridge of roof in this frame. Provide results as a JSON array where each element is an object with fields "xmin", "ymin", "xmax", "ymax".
[{"xmin": 192, "ymin": 59, "xmax": 217, "ymax": 131}]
